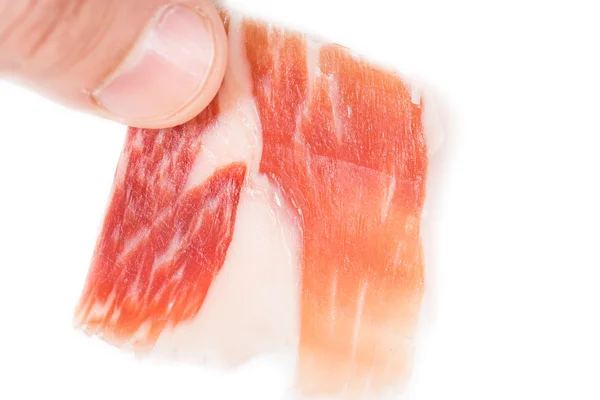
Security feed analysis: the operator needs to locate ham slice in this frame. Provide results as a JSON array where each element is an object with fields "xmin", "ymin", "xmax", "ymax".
[{"xmin": 75, "ymin": 9, "xmax": 434, "ymax": 399}]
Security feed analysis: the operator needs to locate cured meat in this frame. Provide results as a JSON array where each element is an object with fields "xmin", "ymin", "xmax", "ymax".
[{"xmin": 75, "ymin": 8, "xmax": 433, "ymax": 399}]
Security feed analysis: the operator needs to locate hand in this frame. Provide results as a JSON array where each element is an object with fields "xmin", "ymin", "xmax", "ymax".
[{"xmin": 0, "ymin": 0, "xmax": 228, "ymax": 128}]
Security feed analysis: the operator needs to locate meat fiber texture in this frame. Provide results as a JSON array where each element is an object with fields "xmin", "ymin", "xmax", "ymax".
[{"xmin": 74, "ymin": 7, "xmax": 442, "ymax": 400}]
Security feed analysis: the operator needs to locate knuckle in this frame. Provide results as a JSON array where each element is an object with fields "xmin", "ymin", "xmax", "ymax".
[{"xmin": 0, "ymin": 0, "xmax": 114, "ymax": 77}]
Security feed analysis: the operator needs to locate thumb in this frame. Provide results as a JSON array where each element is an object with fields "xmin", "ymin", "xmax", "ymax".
[{"xmin": 0, "ymin": 0, "xmax": 228, "ymax": 129}]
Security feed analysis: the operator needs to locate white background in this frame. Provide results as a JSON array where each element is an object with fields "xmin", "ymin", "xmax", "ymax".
[{"xmin": 1, "ymin": 0, "xmax": 599, "ymax": 399}]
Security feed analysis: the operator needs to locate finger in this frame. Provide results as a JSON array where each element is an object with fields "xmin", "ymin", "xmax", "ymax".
[{"xmin": 0, "ymin": 0, "xmax": 228, "ymax": 129}]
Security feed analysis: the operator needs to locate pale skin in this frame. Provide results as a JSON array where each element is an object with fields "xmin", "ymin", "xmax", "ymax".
[{"xmin": 0, "ymin": 0, "xmax": 228, "ymax": 129}]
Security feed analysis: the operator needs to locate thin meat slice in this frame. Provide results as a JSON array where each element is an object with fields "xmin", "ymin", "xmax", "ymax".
[
  {"xmin": 244, "ymin": 21, "xmax": 427, "ymax": 397},
  {"xmin": 75, "ymin": 105, "xmax": 248, "ymax": 346},
  {"xmin": 75, "ymin": 9, "xmax": 431, "ymax": 399}
]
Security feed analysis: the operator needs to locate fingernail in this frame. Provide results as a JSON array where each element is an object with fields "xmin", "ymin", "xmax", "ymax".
[{"xmin": 93, "ymin": 5, "xmax": 215, "ymax": 122}]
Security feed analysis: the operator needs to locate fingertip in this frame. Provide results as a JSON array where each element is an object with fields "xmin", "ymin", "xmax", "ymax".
[{"xmin": 92, "ymin": 2, "xmax": 228, "ymax": 129}]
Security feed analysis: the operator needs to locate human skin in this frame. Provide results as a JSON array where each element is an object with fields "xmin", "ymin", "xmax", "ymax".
[{"xmin": 0, "ymin": 0, "xmax": 228, "ymax": 128}]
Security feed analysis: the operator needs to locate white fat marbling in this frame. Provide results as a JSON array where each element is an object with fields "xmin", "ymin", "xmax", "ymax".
[{"xmin": 152, "ymin": 177, "xmax": 301, "ymax": 366}]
